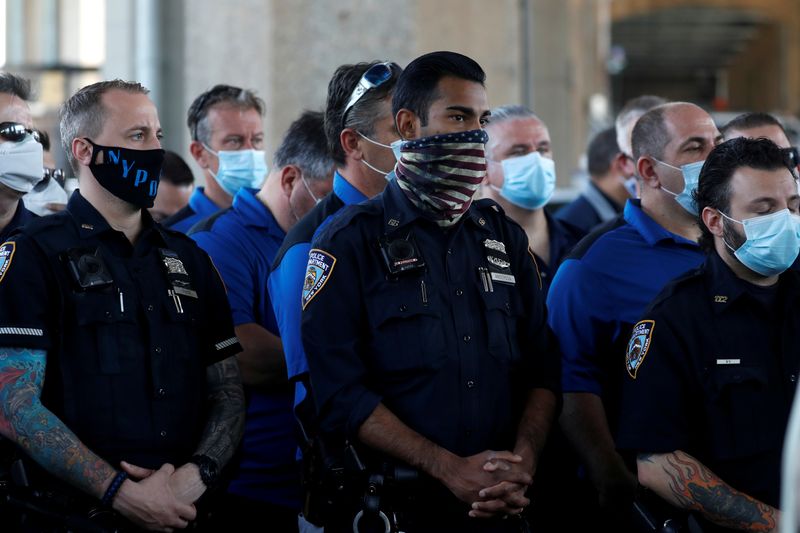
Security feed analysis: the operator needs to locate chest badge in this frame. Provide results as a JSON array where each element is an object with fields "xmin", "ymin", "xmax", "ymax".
[
  {"xmin": 626, "ymin": 320, "xmax": 655, "ymax": 379},
  {"xmin": 483, "ymin": 239, "xmax": 515, "ymax": 285},
  {"xmin": 302, "ymin": 248, "xmax": 337, "ymax": 309}
]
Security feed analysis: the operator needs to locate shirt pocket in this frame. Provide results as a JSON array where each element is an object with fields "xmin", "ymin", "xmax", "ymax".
[
  {"xmin": 72, "ymin": 291, "xmax": 139, "ymax": 375},
  {"xmin": 365, "ymin": 280, "xmax": 446, "ymax": 376},
  {"xmin": 704, "ymin": 365, "xmax": 782, "ymax": 459},
  {"xmin": 478, "ymin": 286, "xmax": 524, "ymax": 365},
  {"xmin": 160, "ymin": 294, "xmax": 201, "ymax": 363}
]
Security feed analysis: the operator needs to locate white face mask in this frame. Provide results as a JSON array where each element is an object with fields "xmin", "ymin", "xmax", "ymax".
[
  {"xmin": 0, "ymin": 135, "xmax": 44, "ymax": 194},
  {"xmin": 357, "ymin": 131, "xmax": 398, "ymax": 179}
]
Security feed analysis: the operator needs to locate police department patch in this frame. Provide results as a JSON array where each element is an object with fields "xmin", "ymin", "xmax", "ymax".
[
  {"xmin": 302, "ymin": 249, "xmax": 336, "ymax": 310},
  {"xmin": 626, "ymin": 320, "xmax": 655, "ymax": 379},
  {"xmin": 0, "ymin": 242, "xmax": 15, "ymax": 284}
]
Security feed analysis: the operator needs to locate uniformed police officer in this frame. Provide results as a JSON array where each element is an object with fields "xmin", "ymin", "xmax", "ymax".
[
  {"xmin": 617, "ymin": 137, "xmax": 800, "ymax": 532},
  {"xmin": 0, "ymin": 80, "xmax": 245, "ymax": 532},
  {"xmin": 301, "ymin": 51, "xmax": 559, "ymax": 533}
]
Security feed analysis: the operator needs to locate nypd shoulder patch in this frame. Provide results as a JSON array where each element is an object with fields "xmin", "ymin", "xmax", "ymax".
[
  {"xmin": 0, "ymin": 242, "xmax": 15, "ymax": 284},
  {"xmin": 302, "ymin": 248, "xmax": 337, "ymax": 310},
  {"xmin": 626, "ymin": 319, "xmax": 655, "ymax": 379}
]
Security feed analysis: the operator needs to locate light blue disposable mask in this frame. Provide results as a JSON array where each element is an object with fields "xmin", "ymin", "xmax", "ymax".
[
  {"xmin": 356, "ymin": 131, "xmax": 398, "ymax": 180},
  {"xmin": 623, "ymin": 176, "xmax": 638, "ymax": 198},
  {"xmin": 655, "ymin": 158, "xmax": 705, "ymax": 215},
  {"xmin": 204, "ymin": 144, "xmax": 268, "ymax": 197},
  {"xmin": 720, "ymin": 208, "xmax": 800, "ymax": 277},
  {"xmin": 491, "ymin": 151, "xmax": 556, "ymax": 210}
]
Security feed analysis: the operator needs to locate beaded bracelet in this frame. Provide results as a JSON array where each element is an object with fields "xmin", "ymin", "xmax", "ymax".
[{"xmin": 101, "ymin": 471, "xmax": 128, "ymax": 507}]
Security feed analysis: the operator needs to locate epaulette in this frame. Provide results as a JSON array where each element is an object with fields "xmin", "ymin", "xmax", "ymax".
[{"xmin": 314, "ymin": 198, "xmax": 381, "ymax": 243}]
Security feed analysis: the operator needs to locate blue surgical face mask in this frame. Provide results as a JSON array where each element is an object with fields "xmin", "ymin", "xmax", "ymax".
[
  {"xmin": 204, "ymin": 144, "xmax": 268, "ymax": 197},
  {"xmin": 720, "ymin": 208, "xmax": 800, "ymax": 277},
  {"xmin": 654, "ymin": 158, "xmax": 705, "ymax": 215},
  {"xmin": 491, "ymin": 151, "xmax": 556, "ymax": 210},
  {"xmin": 623, "ymin": 176, "xmax": 638, "ymax": 198},
  {"xmin": 356, "ymin": 131, "xmax": 397, "ymax": 180}
]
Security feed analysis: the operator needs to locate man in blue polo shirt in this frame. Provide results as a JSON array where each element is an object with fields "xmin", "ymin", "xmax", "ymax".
[
  {"xmin": 546, "ymin": 101, "xmax": 721, "ymax": 528},
  {"xmin": 164, "ymin": 84, "xmax": 267, "ymax": 233},
  {"xmin": 190, "ymin": 110, "xmax": 333, "ymax": 532},
  {"xmin": 268, "ymin": 60, "xmax": 402, "ymax": 418}
]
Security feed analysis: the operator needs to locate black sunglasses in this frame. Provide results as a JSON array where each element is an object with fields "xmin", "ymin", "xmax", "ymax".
[
  {"xmin": 782, "ymin": 146, "xmax": 799, "ymax": 168},
  {"xmin": 0, "ymin": 122, "xmax": 41, "ymax": 143},
  {"xmin": 32, "ymin": 167, "xmax": 66, "ymax": 192}
]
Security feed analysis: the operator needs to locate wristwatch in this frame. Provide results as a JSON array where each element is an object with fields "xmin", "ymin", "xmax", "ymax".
[{"xmin": 189, "ymin": 454, "xmax": 219, "ymax": 487}]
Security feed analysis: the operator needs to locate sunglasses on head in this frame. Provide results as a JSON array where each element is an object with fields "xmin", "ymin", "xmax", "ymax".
[
  {"xmin": 342, "ymin": 62, "xmax": 394, "ymax": 127},
  {"xmin": 782, "ymin": 146, "xmax": 799, "ymax": 168},
  {"xmin": 0, "ymin": 122, "xmax": 41, "ymax": 143}
]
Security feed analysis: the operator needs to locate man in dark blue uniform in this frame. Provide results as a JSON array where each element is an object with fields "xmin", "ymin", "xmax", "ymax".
[
  {"xmin": 190, "ymin": 110, "xmax": 333, "ymax": 531},
  {"xmin": 0, "ymin": 80, "xmax": 245, "ymax": 532},
  {"xmin": 267, "ymin": 60, "xmax": 402, "ymax": 420},
  {"xmin": 301, "ymin": 51, "xmax": 559, "ymax": 533},
  {"xmin": 164, "ymin": 84, "xmax": 267, "ymax": 233},
  {"xmin": 617, "ymin": 137, "xmax": 800, "ymax": 532},
  {"xmin": 480, "ymin": 105, "xmax": 580, "ymax": 292},
  {"xmin": 546, "ymin": 102, "xmax": 720, "ymax": 526}
]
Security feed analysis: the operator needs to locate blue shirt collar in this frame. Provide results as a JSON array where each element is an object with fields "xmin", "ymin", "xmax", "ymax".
[
  {"xmin": 623, "ymin": 199, "xmax": 697, "ymax": 247},
  {"xmin": 232, "ymin": 188, "xmax": 285, "ymax": 239},
  {"xmin": 332, "ymin": 171, "xmax": 368, "ymax": 206},
  {"xmin": 188, "ymin": 186, "xmax": 219, "ymax": 218}
]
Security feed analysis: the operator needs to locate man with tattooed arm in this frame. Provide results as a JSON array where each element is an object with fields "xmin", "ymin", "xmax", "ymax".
[
  {"xmin": 0, "ymin": 80, "xmax": 245, "ymax": 531},
  {"xmin": 617, "ymin": 137, "xmax": 800, "ymax": 532}
]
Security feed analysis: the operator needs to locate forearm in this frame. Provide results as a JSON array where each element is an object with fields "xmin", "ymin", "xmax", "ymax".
[
  {"xmin": 560, "ymin": 392, "xmax": 627, "ymax": 477},
  {"xmin": 638, "ymin": 451, "xmax": 779, "ymax": 532},
  {"xmin": 513, "ymin": 388, "xmax": 556, "ymax": 468},
  {"xmin": 233, "ymin": 323, "xmax": 289, "ymax": 389},
  {"xmin": 194, "ymin": 356, "xmax": 246, "ymax": 469},
  {"xmin": 0, "ymin": 347, "xmax": 116, "ymax": 498},
  {"xmin": 357, "ymin": 402, "xmax": 455, "ymax": 482}
]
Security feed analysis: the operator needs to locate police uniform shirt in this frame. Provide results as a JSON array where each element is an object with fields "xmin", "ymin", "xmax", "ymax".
[
  {"xmin": 267, "ymin": 171, "xmax": 367, "ymax": 410},
  {"xmin": 546, "ymin": 199, "xmax": 703, "ymax": 424},
  {"xmin": 537, "ymin": 209, "xmax": 580, "ymax": 294},
  {"xmin": 190, "ymin": 187, "xmax": 299, "ymax": 508},
  {"xmin": 617, "ymin": 251, "xmax": 800, "ymax": 520},
  {"xmin": 0, "ymin": 199, "xmax": 36, "ymax": 243},
  {"xmin": 163, "ymin": 186, "xmax": 219, "ymax": 234},
  {"xmin": 555, "ymin": 181, "xmax": 622, "ymax": 239},
  {"xmin": 301, "ymin": 179, "xmax": 560, "ymax": 457},
  {"xmin": 0, "ymin": 191, "xmax": 241, "ymax": 469}
]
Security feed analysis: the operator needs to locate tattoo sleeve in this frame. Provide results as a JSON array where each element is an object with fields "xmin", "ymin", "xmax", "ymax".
[
  {"xmin": 194, "ymin": 356, "xmax": 246, "ymax": 468},
  {"xmin": 0, "ymin": 347, "xmax": 116, "ymax": 498},
  {"xmin": 637, "ymin": 450, "xmax": 778, "ymax": 532}
]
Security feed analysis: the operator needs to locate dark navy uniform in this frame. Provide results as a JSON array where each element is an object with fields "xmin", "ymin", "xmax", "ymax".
[
  {"xmin": 617, "ymin": 251, "xmax": 800, "ymax": 532},
  {"xmin": 0, "ymin": 200, "xmax": 35, "ymax": 242},
  {"xmin": 301, "ymin": 179, "xmax": 559, "ymax": 531},
  {"xmin": 0, "ymin": 191, "xmax": 241, "ymax": 472}
]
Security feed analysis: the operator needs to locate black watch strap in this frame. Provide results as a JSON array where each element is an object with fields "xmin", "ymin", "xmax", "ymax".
[{"xmin": 189, "ymin": 454, "xmax": 219, "ymax": 487}]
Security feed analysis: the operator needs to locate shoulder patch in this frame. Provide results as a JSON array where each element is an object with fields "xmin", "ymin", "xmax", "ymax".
[
  {"xmin": 626, "ymin": 319, "xmax": 655, "ymax": 379},
  {"xmin": 0, "ymin": 242, "xmax": 15, "ymax": 283},
  {"xmin": 302, "ymin": 248, "xmax": 337, "ymax": 310}
]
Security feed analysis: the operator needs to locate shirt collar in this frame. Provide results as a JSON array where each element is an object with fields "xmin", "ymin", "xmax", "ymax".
[
  {"xmin": 68, "ymin": 190, "xmax": 164, "ymax": 245},
  {"xmin": 333, "ymin": 170, "xmax": 368, "ymax": 206},
  {"xmin": 0, "ymin": 201, "xmax": 35, "ymax": 242},
  {"xmin": 188, "ymin": 186, "xmax": 219, "ymax": 218},
  {"xmin": 623, "ymin": 199, "xmax": 697, "ymax": 247},
  {"xmin": 231, "ymin": 187, "xmax": 285, "ymax": 239}
]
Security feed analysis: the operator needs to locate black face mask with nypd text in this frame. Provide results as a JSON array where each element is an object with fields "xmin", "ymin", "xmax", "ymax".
[{"xmin": 85, "ymin": 138, "xmax": 165, "ymax": 208}]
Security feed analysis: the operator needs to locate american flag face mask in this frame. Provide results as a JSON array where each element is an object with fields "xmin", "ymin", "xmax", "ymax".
[{"xmin": 395, "ymin": 129, "xmax": 488, "ymax": 227}]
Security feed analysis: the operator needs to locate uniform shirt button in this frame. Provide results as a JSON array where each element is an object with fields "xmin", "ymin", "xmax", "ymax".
[
  {"xmin": 399, "ymin": 304, "xmax": 407, "ymax": 312},
  {"xmin": 154, "ymin": 346, "xmax": 162, "ymax": 354},
  {"xmin": 147, "ymin": 304, "xmax": 154, "ymax": 312},
  {"xmin": 160, "ymin": 430, "xmax": 167, "ymax": 437},
  {"xmin": 463, "ymin": 335, "xmax": 471, "ymax": 343},
  {"xmin": 157, "ymin": 388, "xmax": 166, "ymax": 396},
  {"xmin": 447, "ymin": 248, "xmax": 453, "ymax": 255},
  {"xmin": 455, "ymin": 289, "xmax": 463, "ymax": 296},
  {"xmin": 466, "ymin": 380, "xmax": 475, "ymax": 388},
  {"xmin": 791, "ymin": 374, "xmax": 797, "ymax": 383},
  {"xmin": 104, "ymin": 311, "xmax": 112, "ymax": 318}
]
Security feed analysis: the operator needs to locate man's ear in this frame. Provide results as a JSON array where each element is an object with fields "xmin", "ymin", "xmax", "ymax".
[
  {"xmin": 395, "ymin": 109, "xmax": 420, "ymax": 140},
  {"xmin": 279, "ymin": 164, "xmax": 301, "ymax": 198},
  {"xmin": 190, "ymin": 140, "xmax": 210, "ymax": 169},
  {"xmin": 72, "ymin": 137, "xmax": 95, "ymax": 166},
  {"xmin": 702, "ymin": 206, "xmax": 724, "ymax": 239},
  {"xmin": 637, "ymin": 156, "xmax": 661, "ymax": 190},
  {"xmin": 340, "ymin": 129, "xmax": 363, "ymax": 161}
]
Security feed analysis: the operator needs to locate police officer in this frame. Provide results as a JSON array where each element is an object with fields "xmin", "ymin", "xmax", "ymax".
[
  {"xmin": 301, "ymin": 51, "xmax": 559, "ymax": 533},
  {"xmin": 0, "ymin": 80, "xmax": 245, "ymax": 531},
  {"xmin": 190, "ymin": 110, "xmax": 333, "ymax": 531},
  {"xmin": 164, "ymin": 84, "xmax": 266, "ymax": 233},
  {"xmin": 617, "ymin": 137, "xmax": 800, "ymax": 532},
  {"xmin": 546, "ymin": 102, "xmax": 720, "ymax": 526}
]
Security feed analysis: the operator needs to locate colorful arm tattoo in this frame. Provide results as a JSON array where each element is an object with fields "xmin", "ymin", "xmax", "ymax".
[
  {"xmin": 638, "ymin": 451, "xmax": 777, "ymax": 531},
  {"xmin": 194, "ymin": 356, "xmax": 246, "ymax": 468},
  {"xmin": 0, "ymin": 347, "xmax": 115, "ymax": 498}
]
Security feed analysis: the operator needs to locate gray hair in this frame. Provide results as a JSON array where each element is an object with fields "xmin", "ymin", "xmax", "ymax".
[
  {"xmin": 273, "ymin": 110, "xmax": 333, "ymax": 182},
  {"xmin": 187, "ymin": 84, "xmax": 265, "ymax": 145},
  {"xmin": 615, "ymin": 95, "xmax": 667, "ymax": 156},
  {"xmin": 59, "ymin": 79, "xmax": 149, "ymax": 174},
  {"xmin": 487, "ymin": 104, "xmax": 541, "ymax": 127},
  {"xmin": 0, "ymin": 72, "xmax": 31, "ymax": 100}
]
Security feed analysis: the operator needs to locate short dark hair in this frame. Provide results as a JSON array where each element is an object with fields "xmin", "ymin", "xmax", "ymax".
[
  {"xmin": 274, "ymin": 110, "xmax": 334, "ymax": 183},
  {"xmin": 694, "ymin": 137, "xmax": 797, "ymax": 251},
  {"xmin": 392, "ymin": 51, "xmax": 485, "ymax": 127},
  {"xmin": 160, "ymin": 150, "xmax": 194, "ymax": 186},
  {"xmin": 323, "ymin": 61, "xmax": 402, "ymax": 167},
  {"xmin": 631, "ymin": 104, "xmax": 672, "ymax": 161},
  {"xmin": 187, "ymin": 84, "xmax": 265, "ymax": 144},
  {"xmin": 587, "ymin": 127, "xmax": 620, "ymax": 177},
  {"xmin": 0, "ymin": 72, "xmax": 31, "ymax": 100},
  {"xmin": 720, "ymin": 111, "xmax": 788, "ymax": 139},
  {"xmin": 59, "ymin": 80, "xmax": 150, "ymax": 174}
]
